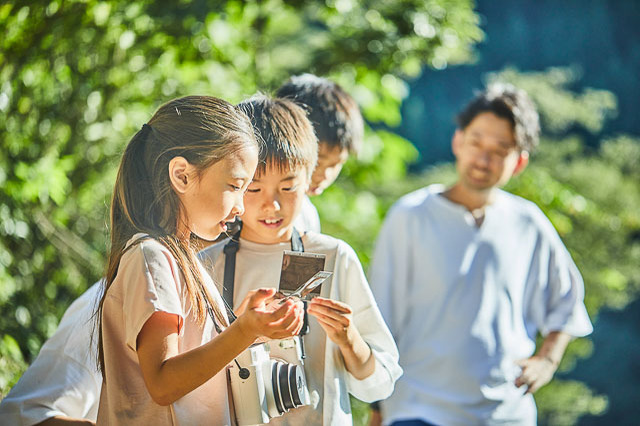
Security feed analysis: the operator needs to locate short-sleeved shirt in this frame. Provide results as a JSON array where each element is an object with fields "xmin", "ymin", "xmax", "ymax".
[
  {"xmin": 97, "ymin": 235, "xmax": 231, "ymax": 425},
  {"xmin": 0, "ymin": 283, "xmax": 102, "ymax": 425},
  {"xmin": 369, "ymin": 185, "xmax": 593, "ymax": 426},
  {"xmin": 199, "ymin": 232, "xmax": 402, "ymax": 426}
]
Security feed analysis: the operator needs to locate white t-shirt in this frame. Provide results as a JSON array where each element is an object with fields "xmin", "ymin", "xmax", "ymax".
[
  {"xmin": 369, "ymin": 185, "xmax": 593, "ymax": 426},
  {"xmin": 293, "ymin": 195, "xmax": 321, "ymax": 234},
  {"xmin": 0, "ymin": 283, "xmax": 102, "ymax": 425},
  {"xmin": 97, "ymin": 235, "xmax": 231, "ymax": 425},
  {"xmin": 199, "ymin": 232, "xmax": 402, "ymax": 426}
]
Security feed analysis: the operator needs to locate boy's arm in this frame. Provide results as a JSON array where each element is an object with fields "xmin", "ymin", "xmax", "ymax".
[{"xmin": 327, "ymin": 242, "xmax": 403, "ymax": 403}]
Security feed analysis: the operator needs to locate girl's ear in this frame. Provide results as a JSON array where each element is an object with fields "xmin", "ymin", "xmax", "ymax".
[{"xmin": 169, "ymin": 156, "xmax": 192, "ymax": 194}]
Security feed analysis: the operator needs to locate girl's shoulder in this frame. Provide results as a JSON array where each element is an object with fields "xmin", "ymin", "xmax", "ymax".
[{"xmin": 120, "ymin": 234, "xmax": 177, "ymax": 274}]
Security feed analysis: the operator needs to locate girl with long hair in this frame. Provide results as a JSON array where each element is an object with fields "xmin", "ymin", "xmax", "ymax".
[{"xmin": 96, "ymin": 96, "xmax": 304, "ymax": 424}]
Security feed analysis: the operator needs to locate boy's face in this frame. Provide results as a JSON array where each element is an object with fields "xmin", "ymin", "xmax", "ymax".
[
  {"xmin": 241, "ymin": 164, "xmax": 310, "ymax": 244},
  {"xmin": 452, "ymin": 111, "xmax": 526, "ymax": 191},
  {"xmin": 307, "ymin": 143, "xmax": 349, "ymax": 196}
]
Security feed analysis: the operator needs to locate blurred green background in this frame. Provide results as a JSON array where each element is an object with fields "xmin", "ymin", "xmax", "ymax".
[{"xmin": 1, "ymin": 1, "xmax": 638, "ymax": 424}]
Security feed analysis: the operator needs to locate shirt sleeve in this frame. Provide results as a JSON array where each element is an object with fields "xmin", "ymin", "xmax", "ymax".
[
  {"xmin": 526, "ymin": 213, "xmax": 593, "ymax": 338},
  {"xmin": 337, "ymin": 243, "xmax": 403, "ymax": 402},
  {"xmin": 119, "ymin": 240, "xmax": 186, "ymax": 351}
]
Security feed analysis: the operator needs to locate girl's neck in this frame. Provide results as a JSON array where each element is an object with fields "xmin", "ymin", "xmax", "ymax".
[{"xmin": 175, "ymin": 216, "xmax": 192, "ymax": 244}]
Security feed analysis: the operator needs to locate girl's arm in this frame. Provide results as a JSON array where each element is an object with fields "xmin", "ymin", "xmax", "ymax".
[
  {"xmin": 307, "ymin": 297, "xmax": 375, "ymax": 380},
  {"xmin": 137, "ymin": 288, "xmax": 303, "ymax": 406}
]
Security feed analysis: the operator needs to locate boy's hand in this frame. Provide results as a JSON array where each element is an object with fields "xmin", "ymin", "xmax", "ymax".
[
  {"xmin": 307, "ymin": 297, "xmax": 357, "ymax": 348},
  {"xmin": 237, "ymin": 288, "xmax": 304, "ymax": 340},
  {"xmin": 308, "ymin": 296, "xmax": 375, "ymax": 379}
]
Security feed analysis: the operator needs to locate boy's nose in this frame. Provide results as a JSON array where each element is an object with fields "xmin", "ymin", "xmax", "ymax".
[{"xmin": 263, "ymin": 196, "xmax": 281, "ymax": 212}]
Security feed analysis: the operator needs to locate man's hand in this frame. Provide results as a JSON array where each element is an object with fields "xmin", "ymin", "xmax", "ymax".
[{"xmin": 514, "ymin": 355, "xmax": 558, "ymax": 394}]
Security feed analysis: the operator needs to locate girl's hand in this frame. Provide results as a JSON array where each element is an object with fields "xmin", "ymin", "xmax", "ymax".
[
  {"xmin": 307, "ymin": 297, "xmax": 357, "ymax": 348},
  {"xmin": 236, "ymin": 288, "xmax": 304, "ymax": 341}
]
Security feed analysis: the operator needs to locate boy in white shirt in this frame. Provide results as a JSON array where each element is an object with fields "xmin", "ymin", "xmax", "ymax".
[{"xmin": 199, "ymin": 95, "xmax": 401, "ymax": 425}]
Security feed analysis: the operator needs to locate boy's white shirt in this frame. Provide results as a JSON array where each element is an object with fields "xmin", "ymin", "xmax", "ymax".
[
  {"xmin": 0, "ymin": 282, "xmax": 102, "ymax": 424},
  {"xmin": 293, "ymin": 195, "xmax": 321, "ymax": 234},
  {"xmin": 199, "ymin": 231, "xmax": 402, "ymax": 426}
]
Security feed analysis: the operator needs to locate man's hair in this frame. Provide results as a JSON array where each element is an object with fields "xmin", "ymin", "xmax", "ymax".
[
  {"xmin": 237, "ymin": 94, "xmax": 318, "ymax": 178},
  {"xmin": 276, "ymin": 74, "xmax": 364, "ymax": 154},
  {"xmin": 456, "ymin": 83, "xmax": 540, "ymax": 152}
]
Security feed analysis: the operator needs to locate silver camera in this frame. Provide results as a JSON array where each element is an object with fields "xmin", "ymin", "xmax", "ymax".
[{"xmin": 229, "ymin": 336, "xmax": 311, "ymax": 425}]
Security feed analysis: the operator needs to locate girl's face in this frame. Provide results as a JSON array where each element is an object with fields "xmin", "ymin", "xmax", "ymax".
[{"xmin": 178, "ymin": 146, "xmax": 258, "ymax": 241}]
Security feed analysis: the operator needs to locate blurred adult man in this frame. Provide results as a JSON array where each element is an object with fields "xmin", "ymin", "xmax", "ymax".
[{"xmin": 369, "ymin": 84, "xmax": 593, "ymax": 426}]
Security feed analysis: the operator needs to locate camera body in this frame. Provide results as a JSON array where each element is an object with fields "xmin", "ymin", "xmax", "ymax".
[{"xmin": 229, "ymin": 336, "xmax": 311, "ymax": 425}]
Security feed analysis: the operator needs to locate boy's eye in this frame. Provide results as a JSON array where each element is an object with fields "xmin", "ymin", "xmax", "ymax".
[
  {"xmin": 246, "ymin": 188, "xmax": 260, "ymax": 193},
  {"xmin": 282, "ymin": 185, "xmax": 297, "ymax": 192}
]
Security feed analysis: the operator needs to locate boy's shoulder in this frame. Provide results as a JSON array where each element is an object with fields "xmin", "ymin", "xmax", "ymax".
[
  {"xmin": 197, "ymin": 237, "xmax": 228, "ymax": 265},
  {"xmin": 303, "ymin": 231, "xmax": 358, "ymax": 259}
]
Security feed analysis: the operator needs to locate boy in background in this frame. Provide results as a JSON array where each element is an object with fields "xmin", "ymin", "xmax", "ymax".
[{"xmin": 277, "ymin": 74, "xmax": 364, "ymax": 233}]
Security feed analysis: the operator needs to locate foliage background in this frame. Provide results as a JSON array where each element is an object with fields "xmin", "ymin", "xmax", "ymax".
[{"xmin": 1, "ymin": 1, "xmax": 638, "ymax": 424}]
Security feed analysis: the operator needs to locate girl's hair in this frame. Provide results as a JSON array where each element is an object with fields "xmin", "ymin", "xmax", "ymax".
[{"xmin": 97, "ymin": 95, "xmax": 258, "ymax": 375}]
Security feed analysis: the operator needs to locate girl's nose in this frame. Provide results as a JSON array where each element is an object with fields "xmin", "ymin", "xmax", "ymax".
[{"xmin": 232, "ymin": 197, "xmax": 245, "ymax": 217}]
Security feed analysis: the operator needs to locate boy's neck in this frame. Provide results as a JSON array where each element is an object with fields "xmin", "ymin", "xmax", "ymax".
[{"xmin": 239, "ymin": 226, "xmax": 294, "ymax": 245}]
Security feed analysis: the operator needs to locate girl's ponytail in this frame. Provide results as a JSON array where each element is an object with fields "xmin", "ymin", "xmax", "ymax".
[{"xmin": 97, "ymin": 97, "xmax": 258, "ymax": 376}]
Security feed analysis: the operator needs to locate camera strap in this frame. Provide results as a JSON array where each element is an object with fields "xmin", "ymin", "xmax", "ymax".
[{"xmin": 222, "ymin": 222, "xmax": 304, "ymax": 323}]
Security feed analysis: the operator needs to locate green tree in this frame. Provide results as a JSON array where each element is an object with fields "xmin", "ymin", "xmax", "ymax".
[{"xmin": 0, "ymin": 0, "xmax": 482, "ymax": 411}]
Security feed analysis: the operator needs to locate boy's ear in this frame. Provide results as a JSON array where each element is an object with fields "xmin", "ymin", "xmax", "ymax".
[
  {"xmin": 169, "ymin": 156, "xmax": 192, "ymax": 194},
  {"xmin": 512, "ymin": 151, "xmax": 529, "ymax": 177}
]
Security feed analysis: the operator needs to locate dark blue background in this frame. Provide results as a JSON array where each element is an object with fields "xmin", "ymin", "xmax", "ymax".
[{"xmin": 398, "ymin": 0, "xmax": 640, "ymax": 168}]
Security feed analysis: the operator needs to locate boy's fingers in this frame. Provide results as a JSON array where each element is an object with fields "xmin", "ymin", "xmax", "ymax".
[
  {"xmin": 310, "ymin": 310, "xmax": 345, "ymax": 330},
  {"xmin": 308, "ymin": 304, "xmax": 349, "ymax": 324},
  {"xmin": 310, "ymin": 297, "xmax": 352, "ymax": 313}
]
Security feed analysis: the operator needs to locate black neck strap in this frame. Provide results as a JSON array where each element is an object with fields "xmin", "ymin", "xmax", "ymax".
[{"xmin": 223, "ymin": 222, "xmax": 304, "ymax": 321}]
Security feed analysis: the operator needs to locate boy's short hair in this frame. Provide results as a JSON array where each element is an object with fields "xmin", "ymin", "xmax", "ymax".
[
  {"xmin": 237, "ymin": 95, "xmax": 318, "ymax": 178},
  {"xmin": 276, "ymin": 74, "xmax": 364, "ymax": 155},
  {"xmin": 456, "ymin": 82, "xmax": 540, "ymax": 152}
]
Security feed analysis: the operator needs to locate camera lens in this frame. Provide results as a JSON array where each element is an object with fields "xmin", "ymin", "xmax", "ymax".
[
  {"xmin": 271, "ymin": 362, "xmax": 286, "ymax": 415},
  {"xmin": 289, "ymin": 364, "xmax": 305, "ymax": 407},
  {"xmin": 279, "ymin": 364, "xmax": 296, "ymax": 410}
]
